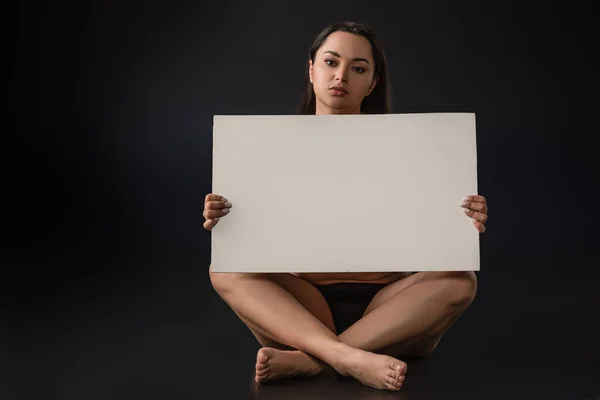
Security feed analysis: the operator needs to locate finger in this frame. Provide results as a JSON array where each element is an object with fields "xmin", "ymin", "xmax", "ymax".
[
  {"xmin": 203, "ymin": 208, "xmax": 230, "ymax": 219},
  {"xmin": 206, "ymin": 200, "xmax": 232, "ymax": 210},
  {"xmin": 472, "ymin": 219, "xmax": 486, "ymax": 233},
  {"xmin": 203, "ymin": 218, "xmax": 220, "ymax": 230},
  {"xmin": 460, "ymin": 200, "xmax": 488, "ymax": 214},
  {"xmin": 205, "ymin": 193, "xmax": 227, "ymax": 203},
  {"xmin": 462, "ymin": 208, "xmax": 488, "ymax": 224},
  {"xmin": 462, "ymin": 195, "xmax": 486, "ymax": 204}
]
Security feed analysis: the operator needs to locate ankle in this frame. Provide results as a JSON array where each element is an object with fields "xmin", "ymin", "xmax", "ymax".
[
  {"xmin": 325, "ymin": 341, "xmax": 357, "ymax": 374},
  {"xmin": 296, "ymin": 337, "xmax": 356, "ymax": 374}
]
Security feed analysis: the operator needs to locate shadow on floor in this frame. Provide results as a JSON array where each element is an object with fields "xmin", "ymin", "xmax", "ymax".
[{"xmin": 250, "ymin": 375, "xmax": 410, "ymax": 400}]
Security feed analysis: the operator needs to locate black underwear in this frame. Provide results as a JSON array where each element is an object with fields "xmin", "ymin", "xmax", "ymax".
[{"xmin": 315, "ymin": 282, "xmax": 387, "ymax": 334}]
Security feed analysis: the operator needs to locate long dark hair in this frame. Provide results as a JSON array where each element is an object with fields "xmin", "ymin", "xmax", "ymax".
[{"xmin": 296, "ymin": 21, "xmax": 391, "ymax": 115}]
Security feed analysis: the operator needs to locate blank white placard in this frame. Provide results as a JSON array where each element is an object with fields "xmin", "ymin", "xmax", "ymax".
[{"xmin": 211, "ymin": 113, "xmax": 479, "ymax": 273}]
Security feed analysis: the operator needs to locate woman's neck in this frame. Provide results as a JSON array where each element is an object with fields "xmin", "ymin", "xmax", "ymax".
[{"xmin": 315, "ymin": 101, "xmax": 361, "ymax": 115}]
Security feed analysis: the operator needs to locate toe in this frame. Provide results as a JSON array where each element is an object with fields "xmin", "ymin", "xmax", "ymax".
[
  {"xmin": 391, "ymin": 371, "xmax": 404, "ymax": 381},
  {"xmin": 384, "ymin": 378, "xmax": 400, "ymax": 391},
  {"xmin": 387, "ymin": 372, "xmax": 402, "ymax": 387},
  {"xmin": 392, "ymin": 361, "xmax": 407, "ymax": 375},
  {"xmin": 256, "ymin": 371, "xmax": 270, "ymax": 383},
  {"xmin": 256, "ymin": 362, "xmax": 268, "ymax": 371},
  {"xmin": 257, "ymin": 349, "xmax": 269, "ymax": 363},
  {"xmin": 387, "ymin": 370, "xmax": 404, "ymax": 389}
]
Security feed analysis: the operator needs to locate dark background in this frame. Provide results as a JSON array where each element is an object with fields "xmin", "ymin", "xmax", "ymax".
[{"xmin": 7, "ymin": 0, "xmax": 598, "ymax": 399}]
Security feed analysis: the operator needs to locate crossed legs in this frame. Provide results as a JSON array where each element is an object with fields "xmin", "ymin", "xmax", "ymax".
[{"xmin": 209, "ymin": 268, "xmax": 477, "ymax": 391}]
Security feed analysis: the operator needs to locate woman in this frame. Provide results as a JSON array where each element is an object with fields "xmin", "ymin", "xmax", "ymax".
[{"xmin": 205, "ymin": 21, "xmax": 488, "ymax": 392}]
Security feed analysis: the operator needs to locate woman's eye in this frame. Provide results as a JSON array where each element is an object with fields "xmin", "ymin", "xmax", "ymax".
[{"xmin": 324, "ymin": 59, "xmax": 365, "ymax": 73}]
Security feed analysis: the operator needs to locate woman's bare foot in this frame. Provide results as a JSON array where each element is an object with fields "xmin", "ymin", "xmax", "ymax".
[
  {"xmin": 255, "ymin": 347, "xmax": 328, "ymax": 384},
  {"xmin": 334, "ymin": 345, "xmax": 407, "ymax": 391},
  {"xmin": 254, "ymin": 344, "xmax": 406, "ymax": 390}
]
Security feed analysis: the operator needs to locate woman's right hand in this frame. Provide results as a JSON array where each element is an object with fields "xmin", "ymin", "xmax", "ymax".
[{"xmin": 203, "ymin": 194, "xmax": 232, "ymax": 231}]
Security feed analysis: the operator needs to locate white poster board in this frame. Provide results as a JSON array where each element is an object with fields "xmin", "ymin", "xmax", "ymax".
[{"xmin": 211, "ymin": 113, "xmax": 479, "ymax": 273}]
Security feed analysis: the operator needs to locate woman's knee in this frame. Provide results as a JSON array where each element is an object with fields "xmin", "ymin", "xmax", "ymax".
[
  {"xmin": 209, "ymin": 265, "xmax": 229, "ymax": 295},
  {"xmin": 209, "ymin": 264, "xmax": 264, "ymax": 295},
  {"xmin": 208, "ymin": 265, "xmax": 239, "ymax": 295},
  {"xmin": 446, "ymin": 271, "xmax": 477, "ymax": 307}
]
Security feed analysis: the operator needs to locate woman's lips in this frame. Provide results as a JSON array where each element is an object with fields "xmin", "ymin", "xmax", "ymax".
[{"xmin": 330, "ymin": 86, "xmax": 348, "ymax": 96}]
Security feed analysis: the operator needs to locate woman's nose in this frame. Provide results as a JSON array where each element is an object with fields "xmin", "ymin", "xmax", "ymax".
[
  {"xmin": 334, "ymin": 66, "xmax": 349, "ymax": 82},
  {"xmin": 335, "ymin": 71, "xmax": 348, "ymax": 82}
]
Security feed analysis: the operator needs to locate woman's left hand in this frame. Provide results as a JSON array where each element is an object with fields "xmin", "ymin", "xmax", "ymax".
[{"xmin": 460, "ymin": 195, "xmax": 488, "ymax": 233}]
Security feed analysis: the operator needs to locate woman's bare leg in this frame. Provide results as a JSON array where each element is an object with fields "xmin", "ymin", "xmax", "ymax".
[
  {"xmin": 267, "ymin": 271, "xmax": 477, "ymax": 380},
  {"xmin": 226, "ymin": 272, "xmax": 338, "ymax": 381},
  {"xmin": 210, "ymin": 267, "xmax": 406, "ymax": 391},
  {"xmin": 339, "ymin": 271, "xmax": 478, "ymax": 357}
]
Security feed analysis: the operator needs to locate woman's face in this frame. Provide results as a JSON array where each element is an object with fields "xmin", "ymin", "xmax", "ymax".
[{"xmin": 310, "ymin": 31, "xmax": 378, "ymax": 114}]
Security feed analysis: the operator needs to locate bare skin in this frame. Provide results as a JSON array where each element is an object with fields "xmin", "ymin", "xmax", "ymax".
[
  {"xmin": 250, "ymin": 270, "xmax": 477, "ymax": 387},
  {"xmin": 209, "ymin": 263, "xmax": 410, "ymax": 390},
  {"xmin": 204, "ymin": 30, "xmax": 488, "ymax": 391},
  {"xmin": 206, "ymin": 192, "xmax": 484, "ymax": 390},
  {"xmin": 255, "ymin": 346, "xmax": 406, "ymax": 390}
]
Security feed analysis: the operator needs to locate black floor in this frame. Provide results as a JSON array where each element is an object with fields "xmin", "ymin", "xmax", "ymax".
[{"xmin": 12, "ymin": 252, "xmax": 600, "ymax": 400}]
